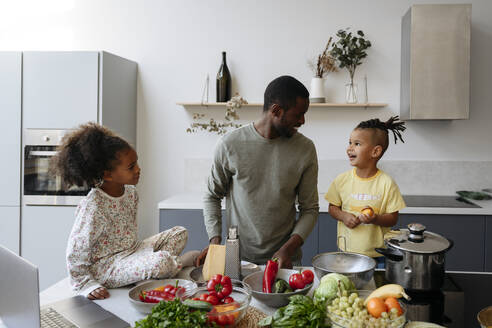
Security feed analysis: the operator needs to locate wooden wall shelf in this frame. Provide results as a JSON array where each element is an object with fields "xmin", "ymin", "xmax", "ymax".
[{"xmin": 177, "ymin": 102, "xmax": 387, "ymax": 109}]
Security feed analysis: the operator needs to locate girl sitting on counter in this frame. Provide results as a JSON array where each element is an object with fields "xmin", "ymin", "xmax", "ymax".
[{"xmin": 51, "ymin": 122, "xmax": 199, "ymax": 300}]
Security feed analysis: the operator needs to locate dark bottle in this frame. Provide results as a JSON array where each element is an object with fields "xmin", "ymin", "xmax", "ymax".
[{"xmin": 216, "ymin": 51, "xmax": 231, "ymax": 102}]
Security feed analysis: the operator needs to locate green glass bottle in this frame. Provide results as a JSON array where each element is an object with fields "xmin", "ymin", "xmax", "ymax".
[{"xmin": 216, "ymin": 51, "xmax": 231, "ymax": 102}]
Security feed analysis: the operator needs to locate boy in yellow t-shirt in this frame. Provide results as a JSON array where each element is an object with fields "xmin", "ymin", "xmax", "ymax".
[{"xmin": 325, "ymin": 116, "xmax": 406, "ymax": 266}]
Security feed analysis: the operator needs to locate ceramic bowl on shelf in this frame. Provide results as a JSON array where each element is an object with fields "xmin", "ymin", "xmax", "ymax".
[
  {"xmin": 242, "ymin": 269, "xmax": 313, "ymax": 308},
  {"xmin": 128, "ymin": 279, "xmax": 197, "ymax": 314},
  {"xmin": 181, "ymin": 279, "xmax": 251, "ymax": 327}
]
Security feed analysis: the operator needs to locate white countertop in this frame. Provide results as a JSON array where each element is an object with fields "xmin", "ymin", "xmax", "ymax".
[
  {"xmin": 37, "ymin": 266, "xmax": 324, "ymax": 327},
  {"xmin": 158, "ymin": 192, "xmax": 492, "ymax": 215}
]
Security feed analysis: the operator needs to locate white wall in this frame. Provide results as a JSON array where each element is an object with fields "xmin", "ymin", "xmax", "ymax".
[{"xmin": 1, "ymin": 0, "xmax": 491, "ymax": 238}]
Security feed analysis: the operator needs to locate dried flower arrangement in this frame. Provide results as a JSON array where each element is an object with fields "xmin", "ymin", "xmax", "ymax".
[
  {"xmin": 186, "ymin": 94, "xmax": 248, "ymax": 135},
  {"xmin": 308, "ymin": 37, "xmax": 337, "ymax": 78}
]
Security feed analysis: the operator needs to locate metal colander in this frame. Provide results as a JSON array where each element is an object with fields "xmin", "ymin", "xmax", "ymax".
[{"xmin": 311, "ymin": 252, "xmax": 376, "ymax": 289}]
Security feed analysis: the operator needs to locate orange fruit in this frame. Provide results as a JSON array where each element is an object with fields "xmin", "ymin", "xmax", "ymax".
[
  {"xmin": 361, "ymin": 206, "xmax": 374, "ymax": 217},
  {"xmin": 366, "ymin": 297, "xmax": 387, "ymax": 318},
  {"xmin": 384, "ymin": 297, "xmax": 403, "ymax": 316}
]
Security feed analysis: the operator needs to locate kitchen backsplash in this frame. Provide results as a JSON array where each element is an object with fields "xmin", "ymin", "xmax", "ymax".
[{"xmin": 184, "ymin": 159, "xmax": 492, "ymax": 196}]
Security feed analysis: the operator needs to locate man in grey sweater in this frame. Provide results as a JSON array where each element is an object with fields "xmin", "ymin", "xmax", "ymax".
[{"xmin": 196, "ymin": 76, "xmax": 319, "ymax": 268}]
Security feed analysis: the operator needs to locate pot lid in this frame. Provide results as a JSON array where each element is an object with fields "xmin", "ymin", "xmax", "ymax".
[{"xmin": 384, "ymin": 223, "xmax": 451, "ymax": 254}]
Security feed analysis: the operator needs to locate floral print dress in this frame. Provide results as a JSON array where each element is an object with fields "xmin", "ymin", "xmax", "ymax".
[{"xmin": 66, "ymin": 185, "xmax": 187, "ymax": 296}]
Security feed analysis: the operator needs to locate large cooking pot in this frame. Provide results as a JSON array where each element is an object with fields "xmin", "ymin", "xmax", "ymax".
[{"xmin": 375, "ymin": 223, "xmax": 453, "ymax": 291}]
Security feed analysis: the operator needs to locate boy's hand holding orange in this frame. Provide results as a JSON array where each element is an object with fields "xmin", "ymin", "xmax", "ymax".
[{"xmin": 359, "ymin": 206, "xmax": 376, "ymax": 223}]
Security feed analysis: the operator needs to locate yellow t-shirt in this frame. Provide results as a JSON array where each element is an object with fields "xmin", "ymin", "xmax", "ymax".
[{"xmin": 324, "ymin": 168, "xmax": 406, "ymax": 257}]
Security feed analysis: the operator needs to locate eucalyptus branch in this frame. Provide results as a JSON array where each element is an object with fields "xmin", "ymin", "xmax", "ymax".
[{"xmin": 331, "ymin": 28, "xmax": 372, "ymax": 84}]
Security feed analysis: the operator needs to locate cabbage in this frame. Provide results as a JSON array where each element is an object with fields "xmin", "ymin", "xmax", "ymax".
[
  {"xmin": 314, "ymin": 273, "xmax": 356, "ymax": 305},
  {"xmin": 320, "ymin": 273, "xmax": 355, "ymax": 292}
]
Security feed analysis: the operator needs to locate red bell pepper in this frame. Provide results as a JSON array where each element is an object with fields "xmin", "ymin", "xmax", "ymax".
[
  {"xmin": 262, "ymin": 258, "xmax": 279, "ymax": 293},
  {"xmin": 139, "ymin": 290, "xmax": 173, "ymax": 303},
  {"xmin": 207, "ymin": 274, "xmax": 232, "ymax": 300}
]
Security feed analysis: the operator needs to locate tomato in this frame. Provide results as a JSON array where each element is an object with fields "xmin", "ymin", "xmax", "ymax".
[
  {"xmin": 206, "ymin": 294, "xmax": 220, "ymax": 305},
  {"xmin": 366, "ymin": 297, "xmax": 387, "ymax": 318},
  {"xmin": 199, "ymin": 293, "xmax": 209, "ymax": 301},
  {"xmin": 217, "ymin": 314, "xmax": 231, "ymax": 326},
  {"xmin": 163, "ymin": 284, "xmax": 174, "ymax": 293},
  {"xmin": 288, "ymin": 272, "xmax": 306, "ymax": 290},
  {"xmin": 207, "ymin": 314, "xmax": 218, "ymax": 324},
  {"xmin": 192, "ymin": 297, "xmax": 200, "ymax": 301},
  {"xmin": 223, "ymin": 296, "xmax": 234, "ymax": 304},
  {"xmin": 384, "ymin": 297, "xmax": 403, "ymax": 316},
  {"xmin": 301, "ymin": 270, "xmax": 314, "ymax": 285},
  {"xmin": 227, "ymin": 314, "xmax": 236, "ymax": 325}
]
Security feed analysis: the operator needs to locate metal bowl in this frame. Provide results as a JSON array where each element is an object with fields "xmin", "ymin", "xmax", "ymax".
[
  {"xmin": 242, "ymin": 269, "xmax": 313, "ymax": 308},
  {"xmin": 311, "ymin": 252, "xmax": 376, "ymax": 289}
]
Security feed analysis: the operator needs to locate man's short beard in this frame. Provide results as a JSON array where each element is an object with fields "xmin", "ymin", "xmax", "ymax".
[{"xmin": 276, "ymin": 116, "xmax": 294, "ymax": 138}]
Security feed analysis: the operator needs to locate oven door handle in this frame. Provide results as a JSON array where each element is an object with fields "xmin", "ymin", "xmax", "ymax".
[{"xmin": 28, "ymin": 150, "xmax": 58, "ymax": 156}]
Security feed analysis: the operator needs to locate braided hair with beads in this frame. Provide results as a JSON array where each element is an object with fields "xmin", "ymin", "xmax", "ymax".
[{"xmin": 356, "ymin": 115, "xmax": 406, "ymax": 155}]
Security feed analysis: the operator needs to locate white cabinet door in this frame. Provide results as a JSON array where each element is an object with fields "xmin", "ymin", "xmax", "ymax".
[
  {"xmin": 23, "ymin": 52, "xmax": 99, "ymax": 129},
  {"xmin": 0, "ymin": 52, "xmax": 21, "ymax": 206},
  {"xmin": 0, "ymin": 206, "xmax": 20, "ymax": 254},
  {"xmin": 21, "ymin": 205, "xmax": 76, "ymax": 290}
]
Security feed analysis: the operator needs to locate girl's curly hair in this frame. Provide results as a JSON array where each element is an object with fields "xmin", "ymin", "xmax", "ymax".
[
  {"xmin": 356, "ymin": 115, "xmax": 406, "ymax": 155},
  {"xmin": 50, "ymin": 122, "xmax": 132, "ymax": 188}
]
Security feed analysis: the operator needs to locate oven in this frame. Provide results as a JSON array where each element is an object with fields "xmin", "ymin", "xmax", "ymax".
[{"xmin": 23, "ymin": 129, "xmax": 90, "ymax": 206}]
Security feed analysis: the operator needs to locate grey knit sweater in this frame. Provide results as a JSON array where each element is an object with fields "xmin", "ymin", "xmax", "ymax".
[{"xmin": 203, "ymin": 123, "xmax": 319, "ymax": 264}]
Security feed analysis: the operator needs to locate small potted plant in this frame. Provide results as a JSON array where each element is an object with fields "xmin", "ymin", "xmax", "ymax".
[
  {"xmin": 308, "ymin": 37, "xmax": 337, "ymax": 103},
  {"xmin": 331, "ymin": 28, "xmax": 372, "ymax": 103}
]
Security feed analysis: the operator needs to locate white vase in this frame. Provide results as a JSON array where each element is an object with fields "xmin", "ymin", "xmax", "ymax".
[{"xmin": 309, "ymin": 77, "xmax": 325, "ymax": 103}]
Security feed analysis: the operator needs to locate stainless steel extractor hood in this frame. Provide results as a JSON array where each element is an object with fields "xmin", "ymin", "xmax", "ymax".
[{"xmin": 400, "ymin": 4, "xmax": 471, "ymax": 120}]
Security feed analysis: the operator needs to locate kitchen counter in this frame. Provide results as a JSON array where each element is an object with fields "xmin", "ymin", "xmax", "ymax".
[
  {"xmin": 37, "ymin": 266, "xmax": 317, "ymax": 327},
  {"xmin": 158, "ymin": 192, "xmax": 492, "ymax": 215},
  {"xmin": 31, "ymin": 268, "xmax": 492, "ymax": 328}
]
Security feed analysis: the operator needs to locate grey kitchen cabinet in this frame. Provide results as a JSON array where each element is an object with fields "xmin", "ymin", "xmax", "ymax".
[
  {"xmin": 0, "ymin": 52, "xmax": 22, "ymax": 206},
  {"xmin": 486, "ymin": 216, "xmax": 492, "ymax": 272},
  {"xmin": 317, "ymin": 213, "xmax": 339, "ymax": 253},
  {"xmin": 159, "ymin": 209, "xmax": 320, "ymax": 266},
  {"xmin": 159, "ymin": 208, "xmax": 492, "ymax": 272},
  {"xmin": 299, "ymin": 218, "xmax": 319, "ymax": 266},
  {"xmin": 159, "ymin": 209, "xmax": 227, "ymax": 254},
  {"xmin": 21, "ymin": 52, "xmax": 137, "ymax": 145},
  {"xmin": 400, "ymin": 4, "xmax": 471, "ymax": 120},
  {"xmin": 22, "ymin": 52, "xmax": 99, "ymax": 129},
  {"xmin": 398, "ymin": 214, "xmax": 485, "ymax": 272},
  {"xmin": 21, "ymin": 205, "xmax": 76, "ymax": 290},
  {"xmin": 0, "ymin": 52, "xmax": 22, "ymax": 254},
  {"xmin": 0, "ymin": 207, "xmax": 20, "ymax": 255}
]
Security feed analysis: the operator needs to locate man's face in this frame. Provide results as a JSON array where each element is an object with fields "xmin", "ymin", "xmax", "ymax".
[{"xmin": 274, "ymin": 97, "xmax": 309, "ymax": 138}]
